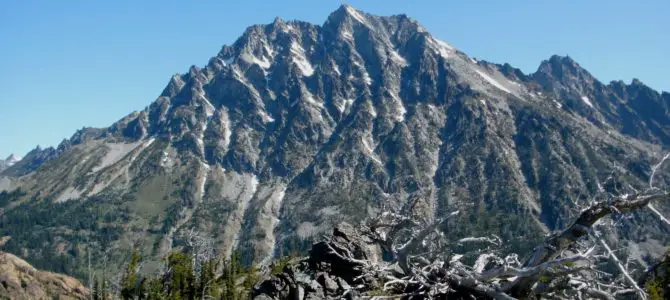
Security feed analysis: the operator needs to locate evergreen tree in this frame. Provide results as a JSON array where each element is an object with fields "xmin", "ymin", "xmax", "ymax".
[
  {"xmin": 242, "ymin": 264, "xmax": 260, "ymax": 294},
  {"xmin": 220, "ymin": 250, "xmax": 245, "ymax": 300},
  {"xmin": 146, "ymin": 278, "xmax": 165, "ymax": 300},
  {"xmin": 92, "ymin": 277, "xmax": 101, "ymax": 300},
  {"xmin": 100, "ymin": 276, "xmax": 108, "ymax": 300},
  {"xmin": 121, "ymin": 250, "xmax": 142, "ymax": 300},
  {"xmin": 166, "ymin": 251, "xmax": 196, "ymax": 300},
  {"xmin": 197, "ymin": 258, "xmax": 218, "ymax": 299}
]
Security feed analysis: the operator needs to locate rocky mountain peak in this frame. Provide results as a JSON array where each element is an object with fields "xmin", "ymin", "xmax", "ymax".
[
  {"xmin": 4, "ymin": 154, "xmax": 21, "ymax": 165},
  {"xmin": 0, "ymin": 155, "xmax": 21, "ymax": 173},
  {"xmin": 534, "ymin": 54, "xmax": 594, "ymax": 84},
  {"xmin": 531, "ymin": 54, "xmax": 603, "ymax": 112},
  {"xmin": 325, "ymin": 4, "xmax": 366, "ymax": 25},
  {"xmin": 0, "ymin": 5, "xmax": 668, "ymax": 281}
]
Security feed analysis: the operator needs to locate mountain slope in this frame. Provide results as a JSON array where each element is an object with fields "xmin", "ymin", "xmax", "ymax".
[{"xmin": 0, "ymin": 5, "xmax": 668, "ymax": 278}]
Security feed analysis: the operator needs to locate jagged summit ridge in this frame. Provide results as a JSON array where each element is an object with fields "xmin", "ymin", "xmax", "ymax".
[{"xmin": 0, "ymin": 5, "xmax": 668, "ymax": 280}]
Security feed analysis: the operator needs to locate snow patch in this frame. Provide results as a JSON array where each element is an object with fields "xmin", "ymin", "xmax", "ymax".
[
  {"xmin": 429, "ymin": 38, "xmax": 454, "ymax": 59},
  {"xmin": 434, "ymin": 38, "xmax": 454, "ymax": 51},
  {"xmin": 553, "ymin": 100, "xmax": 563, "ymax": 109},
  {"xmin": 368, "ymin": 101, "xmax": 378, "ymax": 117},
  {"xmin": 199, "ymin": 162, "xmax": 210, "ymax": 200},
  {"xmin": 352, "ymin": 60, "xmax": 373, "ymax": 85},
  {"xmin": 4, "ymin": 154, "xmax": 21, "ymax": 166},
  {"xmin": 241, "ymin": 53, "xmax": 271, "ymax": 70},
  {"xmin": 290, "ymin": 42, "xmax": 314, "ymax": 76},
  {"xmin": 221, "ymin": 56, "xmax": 235, "ymax": 66},
  {"xmin": 232, "ymin": 66, "xmax": 262, "ymax": 100},
  {"xmin": 389, "ymin": 49, "xmax": 408, "ymax": 67},
  {"xmin": 160, "ymin": 151, "xmax": 171, "ymax": 168},
  {"xmin": 581, "ymin": 95, "xmax": 594, "ymax": 108},
  {"xmin": 344, "ymin": 6, "xmax": 371, "ymax": 27},
  {"xmin": 220, "ymin": 110, "xmax": 233, "ymax": 153},
  {"xmin": 363, "ymin": 72, "xmax": 372, "ymax": 85},
  {"xmin": 197, "ymin": 120, "xmax": 207, "ymax": 156},
  {"xmin": 340, "ymin": 28, "xmax": 354, "ymax": 41},
  {"xmin": 303, "ymin": 92, "xmax": 324, "ymax": 109},
  {"xmin": 258, "ymin": 110, "xmax": 275, "ymax": 123},
  {"xmin": 202, "ymin": 96, "xmax": 215, "ymax": 116},
  {"xmin": 474, "ymin": 69, "xmax": 512, "ymax": 94},
  {"xmin": 361, "ymin": 135, "xmax": 382, "ymax": 165},
  {"xmin": 332, "ymin": 61, "xmax": 341, "ymax": 76},
  {"xmin": 390, "ymin": 93, "xmax": 407, "ymax": 122},
  {"xmin": 344, "ymin": 98, "xmax": 355, "ymax": 110},
  {"xmin": 160, "ymin": 103, "xmax": 172, "ymax": 123},
  {"xmin": 336, "ymin": 98, "xmax": 355, "ymax": 113}
]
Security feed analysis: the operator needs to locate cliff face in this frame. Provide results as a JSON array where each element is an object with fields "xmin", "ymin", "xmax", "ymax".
[{"xmin": 0, "ymin": 251, "xmax": 89, "ymax": 300}]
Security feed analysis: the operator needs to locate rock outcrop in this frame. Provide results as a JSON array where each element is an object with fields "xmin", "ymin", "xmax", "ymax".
[
  {"xmin": 0, "ymin": 251, "xmax": 89, "ymax": 300},
  {"xmin": 252, "ymin": 223, "xmax": 381, "ymax": 299}
]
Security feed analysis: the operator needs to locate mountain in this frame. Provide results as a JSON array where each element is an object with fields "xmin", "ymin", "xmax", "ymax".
[
  {"xmin": 0, "ymin": 154, "xmax": 21, "ymax": 173},
  {"xmin": 0, "ymin": 5, "xmax": 668, "ymax": 279}
]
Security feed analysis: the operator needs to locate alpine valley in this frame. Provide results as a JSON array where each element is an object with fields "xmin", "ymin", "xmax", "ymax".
[{"xmin": 1, "ymin": 5, "xmax": 668, "ymax": 281}]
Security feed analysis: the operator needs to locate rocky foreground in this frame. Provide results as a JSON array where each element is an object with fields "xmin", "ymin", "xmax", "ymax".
[
  {"xmin": 253, "ymin": 223, "xmax": 381, "ymax": 299},
  {"xmin": 252, "ymin": 193, "xmax": 670, "ymax": 299},
  {"xmin": 0, "ymin": 250, "xmax": 89, "ymax": 300}
]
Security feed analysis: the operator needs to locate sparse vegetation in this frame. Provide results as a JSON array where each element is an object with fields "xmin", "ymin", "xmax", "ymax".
[
  {"xmin": 645, "ymin": 250, "xmax": 670, "ymax": 300},
  {"xmin": 97, "ymin": 249, "xmax": 258, "ymax": 299}
]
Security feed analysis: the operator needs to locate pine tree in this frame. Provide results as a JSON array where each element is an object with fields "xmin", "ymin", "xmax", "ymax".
[
  {"xmin": 92, "ymin": 277, "xmax": 101, "ymax": 300},
  {"xmin": 146, "ymin": 278, "xmax": 165, "ymax": 300},
  {"xmin": 220, "ymin": 250, "xmax": 246, "ymax": 300},
  {"xmin": 242, "ymin": 264, "xmax": 260, "ymax": 294},
  {"xmin": 197, "ymin": 258, "xmax": 218, "ymax": 299},
  {"xmin": 137, "ymin": 278, "xmax": 147, "ymax": 300},
  {"xmin": 166, "ymin": 251, "xmax": 196, "ymax": 300},
  {"xmin": 121, "ymin": 250, "xmax": 142, "ymax": 300},
  {"xmin": 100, "ymin": 276, "xmax": 108, "ymax": 300}
]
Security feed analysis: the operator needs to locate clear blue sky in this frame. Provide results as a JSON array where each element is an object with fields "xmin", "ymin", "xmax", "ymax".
[{"xmin": 1, "ymin": 0, "xmax": 668, "ymax": 158}]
